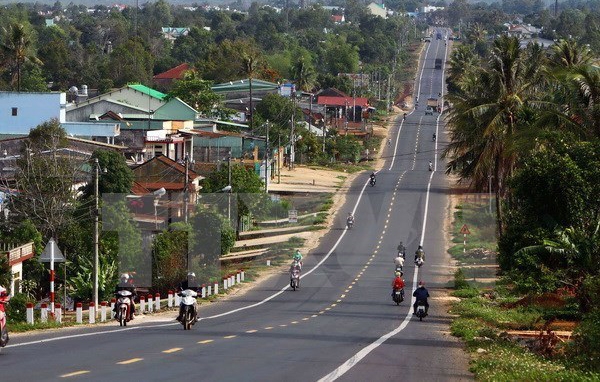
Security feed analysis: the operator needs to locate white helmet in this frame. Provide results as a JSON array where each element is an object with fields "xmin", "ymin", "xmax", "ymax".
[{"xmin": 0, "ymin": 286, "xmax": 8, "ymax": 296}]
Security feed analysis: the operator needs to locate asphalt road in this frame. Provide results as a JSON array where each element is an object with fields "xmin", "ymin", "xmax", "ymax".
[{"xmin": 1, "ymin": 30, "xmax": 473, "ymax": 381}]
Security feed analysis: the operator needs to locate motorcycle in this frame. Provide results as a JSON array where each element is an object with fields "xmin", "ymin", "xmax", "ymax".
[
  {"xmin": 432, "ymin": 133, "xmax": 436, "ymax": 142},
  {"xmin": 346, "ymin": 218, "xmax": 354, "ymax": 229},
  {"xmin": 428, "ymin": 162, "xmax": 433, "ymax": 172},
  {"xmin": 290, "ymin": 266, "xmax": 301, "ymax": 291},
  {"xmin": 115, "ymin": 290, "xmax": 133, "ymax": 327},
  {"xmin": 369, "ymin": 177, "xmax": 376, "ymax": 187},
  {"xmin": 0, "ymin": 292, "xmax": 10, "ymax": 351},
  {"xmin": 415, "ymin": 301, "xmax": 428, "ymax": 321},
  {"xmin": 178, "ymin": 289, "xmax": 198, "ymax": 330},
  {"xmin": 395, "ymin": 264, "xmax": 403, "ymax": 274},
  {"xmin": 415, "ymin": 257, "xmax": 424, "ymax": 268},
  {"xmin": 392, "ymin": 288, "xmax": 404, "ymax": 305}
]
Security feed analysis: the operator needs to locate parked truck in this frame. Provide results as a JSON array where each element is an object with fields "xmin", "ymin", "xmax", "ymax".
[{"xmin": 435, "ymin": 58, "xmax": 442, "ymax": 69}]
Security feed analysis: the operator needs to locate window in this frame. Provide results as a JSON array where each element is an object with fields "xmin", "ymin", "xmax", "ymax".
[{"xmin": 11, "ymin": 107, "xmax": 17, "ymax": 116}]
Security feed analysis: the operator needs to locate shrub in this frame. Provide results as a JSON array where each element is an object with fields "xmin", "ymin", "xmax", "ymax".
[
  {"xmin": 6, "ymin": 293, "xmax": 34, "ymax": 322},
  {"xmin": 570, "ymin": 310, "xmax": 600, "ymax": 372},
  {"xmin": 578, "ymin": 275, "xmax": 600, "ymax": 313},
  {"xmin": 454, "ymin": 268, "xmax": 469, "ymax": 289}
]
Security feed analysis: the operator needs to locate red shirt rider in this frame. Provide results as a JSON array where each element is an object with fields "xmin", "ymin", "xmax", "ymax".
[{"xmin": 392, "ymin": 276, "xmax": 405, "ymax": 290}]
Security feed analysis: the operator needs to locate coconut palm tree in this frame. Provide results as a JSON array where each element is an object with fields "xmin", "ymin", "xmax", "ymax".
[
  {"xmin": 291, "ymin": 56, "xmax": 316, "ymax": 92},
  {"xmin": 0, "ymin": 23, "xmax": 42, "ymax": 91},
  {"xmin": 443, "ymin": 36, "xmax": 544, "ymax": 236}
]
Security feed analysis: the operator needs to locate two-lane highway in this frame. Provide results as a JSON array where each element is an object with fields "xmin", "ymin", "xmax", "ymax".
[{"xmin": 2, "ymin": 30, "xmax": 473, "ymax": 381}]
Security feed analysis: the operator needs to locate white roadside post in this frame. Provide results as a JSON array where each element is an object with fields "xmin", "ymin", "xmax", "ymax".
[
  {"xmin": 26, "ymin": 303, "xmax": 34, "ymax": 325},
  {"xmin": 75, "ymin": 303, "xmax": 82, "ymax": 323},
  {"xmin": 167, "ymin": 291, "xmax": 173, "ymax": 308},
  {"xmin": 154, "ymin": 293, "xmax": 160, "ymax": 311},
  {"xmin": 100, "ymin": 302, "xmax": 107, "ymax": 322},
  {"xmin": 54, "ymin": 303, "xmax": 62, "ymax": 323},
  {"xmin": 147, "ymin": 294, "xmax": 153, "ymax": 313},
  {"xmin": 213, "ymin": 282, "xmax": 219, "ymax": 295},
  {"xmin": 40, "ymin": 303, "xmax": 48, "ymax": 323},
  {"xmin": 89, "ymin": 302, "xmax": 96, "ymax": 324},
  {"xmin": 207, "ymin": 285, "xmax": 212, "ymax": 296},
  {"xmin": 201, "ymin": 285, "xmax": 206, "ymax": 299},
  {"xmin": 139, "ymin": 295, "xmax": 145, "ymax": 314},
  {"xmin": 110, "ymin": 298, "xmax": 116, "ymax": 318}
]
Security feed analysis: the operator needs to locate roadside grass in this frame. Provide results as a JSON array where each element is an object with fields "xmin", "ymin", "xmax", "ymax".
[
  {"xmin": 9, "ymin": 320, "xmax": 75, "ymax": 333},
  {"xmin": 449, "ymin": 199, "xmax": 600, "ymax": 381},
  {"xmin": 450, "ymin": 281, "xmax": 599, "ymax": 381}
]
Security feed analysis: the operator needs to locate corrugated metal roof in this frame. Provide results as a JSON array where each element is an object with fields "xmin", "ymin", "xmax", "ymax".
[
  {"xmin": 212, "ymin": 79, "xmax": 279, "ymax": 93},
  {"xmin": 127, "ymin": 84, "xmax": 167, "ymax": 100}
]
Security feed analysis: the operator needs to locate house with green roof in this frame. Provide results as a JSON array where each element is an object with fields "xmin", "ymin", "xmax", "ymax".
[{"xmin": 66, "ymin": 84, "xmax": 166, "ymax": 122}]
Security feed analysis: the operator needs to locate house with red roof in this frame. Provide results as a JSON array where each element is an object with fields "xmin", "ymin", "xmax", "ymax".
[
  {"xmin": 316, "ymin": 88, "xmax": 371, "ymax": 134},
  {"xmin": 153, "ymin": 63, "xmax": 192, "ymax": 90}
]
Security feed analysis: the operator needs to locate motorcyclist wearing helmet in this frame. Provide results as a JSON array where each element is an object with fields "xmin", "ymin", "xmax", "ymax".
[
  {"xmin": 176, "ymin": 272, "xmax": 199, "ymax": 323},
  {"xmin": 414, "ymin": 245, "xmax": 425, "ymax": 262},
  {"xmin": 292, "ymin": 249, "xmax": 303, "ymax": 270},
  {"xmin": 413, "ymin": 281, "xmax": 430, "ymax": 315},
  {"xmin": 397, "ymin": 241, "xmax": 406, "ymax": 257},
  {"xmin": 347, "ymin": 212, "xmax": 355, "ymax": 227},
  {"xmin": 394, "ymin": 252, "xmax": 405, "ymax": 270},
  {"xmin": 391, "ymin": 271, "xmax": 405, "ymax": 297},
  {"xmin": 114, "ymin": 273, "xmax": 136, "ymax": 320}
]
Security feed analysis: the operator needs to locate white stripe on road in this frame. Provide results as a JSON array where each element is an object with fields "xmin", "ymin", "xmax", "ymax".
[
  {"xmin": 9, "ymin": 175, "xmax": 373, "ymax": 347},
  {"xmin": 318, "ymin": 35, "xmax": 441, "ymax": 381}
]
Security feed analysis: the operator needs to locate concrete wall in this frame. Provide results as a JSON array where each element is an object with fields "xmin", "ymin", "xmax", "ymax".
[{"xmin": 0, "ymin": 92, "xmax": 66, "ymax": 134}]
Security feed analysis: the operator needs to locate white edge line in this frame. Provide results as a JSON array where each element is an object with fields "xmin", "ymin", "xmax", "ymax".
[
  {"xmin": 10, "ymin": 175, "xmax": 373, "ymax": 347},
  {"xmin": 319, "ymin": 35, "xmax": 444, "ymax": 380}
]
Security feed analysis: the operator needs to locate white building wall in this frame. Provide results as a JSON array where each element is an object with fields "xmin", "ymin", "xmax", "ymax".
[{"xmin": 0, "ymin": 92, "xmax": 66, "ymax": 134}]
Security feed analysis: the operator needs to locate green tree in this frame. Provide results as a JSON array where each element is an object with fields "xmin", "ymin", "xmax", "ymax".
[
  {"xmin": 12, "ymin": 120, "xmax": 80, "ymax": 238},
  {"xmin": 80, "ymin": 150, "xmax": 134, "ymax": 199},
  {"xmin": 106, "ymin": 38, "xmax": 154, "ymax": 86},
  {"xmin": 0, "ymin": 22, "xmax": 42, "ymax": 91},
  {"xmin": 166, "ymin": 71, "xmax": 229, "ymax": 118},
  {"xmin": 443, "ymin": 36, "xmax": 543, "ymax": 235}
]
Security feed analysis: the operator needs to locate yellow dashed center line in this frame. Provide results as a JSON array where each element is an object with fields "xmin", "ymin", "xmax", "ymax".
[
  {"xmin": 337, "ymin": 299, "xmax": 342, "ymax": 302},
  {"xmin": 312, "ymin": 314, "xmax": 318, "ymax": 317},
  {"xmin": 325, "ymin": 307, "xmax": 331, "ymax": 311},
  {"xmin": 331, "ymin": 303, "xmax": 337, "ymax": 307},
  {"xmin": 264, "ymin": 326, "xmax": 274, "ymax": 330},
  {"xmin": 319, "ymin": 311, "xmax": 325, "ymax": 314},
  {"xmin": 162, "ymin": 348, "xmax": 182, "ymax": 353},
  {"xmin": 302, "ymin": 317, "xmax": 310, "ymax": 321},
  {"xmin": 279, "ymin": 324, "xmax": 287, "ymax": 327},
  {"xmin": 61, "ymin": 371, "xmax": 90, "ymax": 378},
  {"xmin": 198, "ymin": 340, "xmax": 214, "ymax": 344},
  {"xmin": 246, "ymin": 329, "xmax": 257, "ymax": 333},
  {"xmin": 345, "ymin": 289, "xmax": 350, "ymax": 292},
  {"xmin": 224, "ymin": 335, "xmax": 237, "ymax": 339},
  {"xmin": 117, "ymin": 358, "xmax": 144, "ymax": 365},
  {"xmin": 340, "ymin": 294, "xmax": 346, "ymax": 298},
  {"xmin": 291, "ymin": 321, "xmax": 299, "ymax": 324}
]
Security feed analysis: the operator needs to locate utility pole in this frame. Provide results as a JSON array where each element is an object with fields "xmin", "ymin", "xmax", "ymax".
[
  {"xmin": 265, "ymin": 120, "xmax": 269, "ymax": 193},
  {"xmin": 323, "ymin": 104, "xmax": 327, "ymax": 153},
  {"xmin": 183, "ymin": 154, "xmax": 189, "ymax": 223},
  {"xmin": 228, "ymin": 152, "xmax": 232, "ymax": 223},
  {"xmin": 93, "ymin": 158, "xmax": 99, "ymax": 314},
  {"xmin": 289, "ymin": 95, "xmax": 295, "ymax": 170}
]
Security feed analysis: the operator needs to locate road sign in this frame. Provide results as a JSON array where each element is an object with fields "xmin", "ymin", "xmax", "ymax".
[
  {"xmin": 460, "ymin": 224, "xmax": 470, "ymax": 235},
  {"xmin": 288, "ymin": 209, "xmax": 298, "ymax": 223},
  {"xmin": 39, "ymin": 238, "xmax": 65, "ymax": 263}
]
